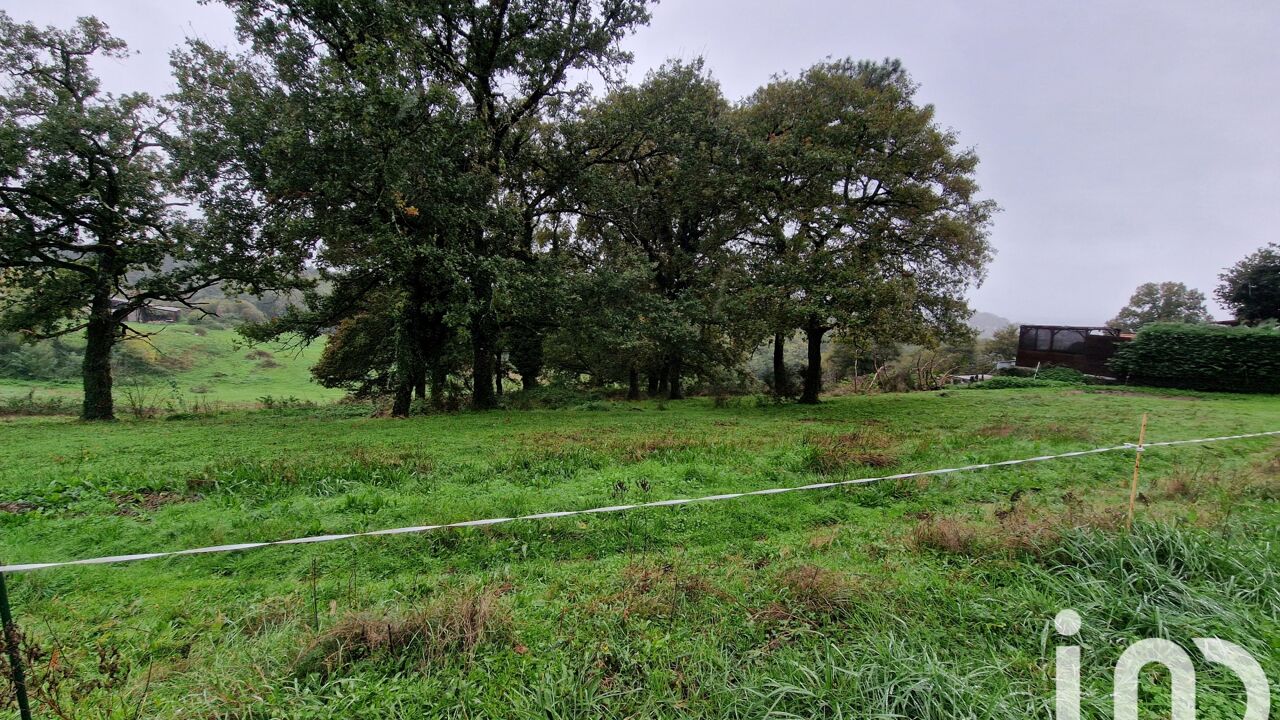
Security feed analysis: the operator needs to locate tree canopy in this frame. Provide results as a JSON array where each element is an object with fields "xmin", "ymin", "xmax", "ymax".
[
  {"xmin": 1107, "ymin": 281, "xmax": 1211, "ymax": 332},
  {"xmin": 1216, "ymin": 242, "xmax": 1280, "ymax": 323},
  {"xmin": 1, "ymin": 7, "xmax": 1002, "ymax": 414},
  {"xmin": 0, "ymin": 12, "xmax": 302, "ymax": 420}
]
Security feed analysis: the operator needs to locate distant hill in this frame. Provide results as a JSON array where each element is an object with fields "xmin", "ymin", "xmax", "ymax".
[
  {"xmin": 969, "ymin": 311, "xmax": 1017, "ymax": 338},
  {"xmin": 0, "ymin": 323, "xmax": 341, "ymax": 407}
]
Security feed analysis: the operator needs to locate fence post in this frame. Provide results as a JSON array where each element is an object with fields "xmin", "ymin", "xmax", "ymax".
[
  {"xmin": 1126, "ymin": 413, "xmax": 1149, "ymax": 531},
  {"xmin": 0, "ymin": 571, "xmax": 33, "ymax": 720}
]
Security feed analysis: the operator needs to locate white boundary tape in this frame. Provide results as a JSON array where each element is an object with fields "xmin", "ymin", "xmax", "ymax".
[{"xmin": 2, "ymin": 429, "xmax": 1277, "ymax": 575}]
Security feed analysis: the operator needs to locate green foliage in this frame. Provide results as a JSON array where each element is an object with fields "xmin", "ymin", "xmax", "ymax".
[
  {"xmin": 1216, "ymin": 242, "xmax": 1280, "ymax": 322},
  {"xmin": 0, "ymin": 333, "xmax": 80, "ymax": 380},
  {"xmin": 1034, "ymin": 365, "xmax": 1086, "ymax": 383},
  {"xmin": 0, "ymin": 12, "xmax": 306, "ymax": 419},
  {"xmin": 984, "ymin": 324, "xmax": 1019, "ymax": 362},
  {"xmin": 0, "ymin": 388, "xmax": 75, "ymax": 415},
  {"xmin": 1109, "ymin": 322, "xmax": 1280, "ymax": 392},
  {"xmin": 503, "ymin": 384, "xmax": 603, "ymax": 410},
  {"xmin": 739, "ymin": 58, "xmax": 995, "ymax": 401},
  {"xmin": 1107, "ymin": 281, "xmax": 1212, "ymax": 331}
]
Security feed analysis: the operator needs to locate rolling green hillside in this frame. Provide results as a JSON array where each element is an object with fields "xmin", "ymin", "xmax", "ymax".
[{"xmin": 0, "ymin": 323, "xmax": 343, "ymax": 408}]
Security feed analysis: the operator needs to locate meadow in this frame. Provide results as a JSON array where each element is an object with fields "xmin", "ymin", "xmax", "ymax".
[
  {"xmin": 0, "ymin": 387, "xmax": 1277, "ymax": 718},
  {"xmin": 0, "ymin": 323, "xmax": 343, "ymax": 411}
]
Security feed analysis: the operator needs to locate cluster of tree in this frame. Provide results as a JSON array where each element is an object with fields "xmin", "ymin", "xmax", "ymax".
[
  {"xmin": 1108, "ymin": 246, "xmax": 1280, "ymax": 333},
  {"xmin": 1, "ymin": 3, "xmax": 999, "ymax": 420}
]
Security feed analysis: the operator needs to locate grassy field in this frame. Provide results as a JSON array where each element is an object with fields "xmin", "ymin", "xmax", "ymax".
[
  {"xmin": 0, "ymin": 323, "xmax": 343, "ymax": 409},
  {"xmin": 0, "ymin": 387, "xmax": 1277, "ymax": 718}
]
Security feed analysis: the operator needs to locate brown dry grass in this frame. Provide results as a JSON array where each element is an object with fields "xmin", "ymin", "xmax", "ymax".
[
  {"xmin": 910, "ymin": 494, "xmax": 1127, "ymax": 558},
  {"xmin": 775, "ymin": 564, "xmax": 864, "ymax": 616},
  {"xmin": 599, "ymin": 562, "xmax": 731, "ymax": 621},
  {"xmin": 518, "ymin": 429, "xmax": 712, "ymax": 464},
  {"xmin": 110, "ymin": 490, "xmax": 197, "ymax": 516},
  {"xmin": 805, "ymin": 429, "xmax": 899, "ymax": 474},
  {"xmin": 807, "ymin": 528, "xmax": 840, "ymax": 550},
  {"xmin": 294, "ymin": 585, "xmax": 513, "ymax": 679},
  {"xmin": 909, "ymin": 517, "xmax": 983, "ymax": 555}
]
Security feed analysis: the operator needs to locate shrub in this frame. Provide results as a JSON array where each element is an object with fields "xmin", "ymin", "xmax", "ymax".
[
  {"xmin": 1035, "ymin": 365, "xmax": 1085, "ymax": 383},
  {"xmin": 504, "ymin": 384, "xmax": 601, "ymax": 410},
  {"xmin": 1108, "ymin": 322, "xmax": 1280, "ymax": 392},
  {"xmin": 0, "ymin": 390, "xmax": 75, "ymax": 416}
]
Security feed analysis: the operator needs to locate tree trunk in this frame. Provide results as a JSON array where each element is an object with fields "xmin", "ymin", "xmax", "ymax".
[
  {"xmin": 81, "ymin": 290, "xmax": 117, "ymax": 421},
  {"xmin": 509, "ymin": 325, "xmax": 543, "ymax": 391},
  {"xmin": 800, "ymin": 320, "xmax": 825, "ymax": 404},
  {"xmin": 656, "ymin": 365, "xmax": 669, "ymax": 397},
  {"xmin": 773, "ymin": 331, "xmax": 789, "ymax": 397},
  {"xmin": 413, "ymin": 368, "xmax": 427, "ymax": 402},
  {"xmin": 494, "ymin": 351, "xmax": 504, "ymax": 396},
  {"xmin": 391, "ymin": 382, "xmax": 413, "ymax": 417},
  {"xmin": 430, "ymin": 364, "xmax": 447, "ymax": 410},
  {"xmin": 472, "ymin": 334, "xmax": 495, "ymax": 408},
  {"xmin": 667, "ymin": 357, "xmax": 684, "ymax": 400},
  {"xmin": 646, "ymin": 370, "xmax": 659, "ymax": 397},
  {"xmin": 627, "ymin": 365, "xmax": 640, "ymax": 400}
]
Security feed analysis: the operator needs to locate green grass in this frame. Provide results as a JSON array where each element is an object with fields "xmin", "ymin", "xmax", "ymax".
[
  {"xmin": 0, "ymin": 323, "xmax": 343, "ymax": 408},
  {"xmin": 0, "ymin": 388, "xmax": 1277, "ymax": 718}
]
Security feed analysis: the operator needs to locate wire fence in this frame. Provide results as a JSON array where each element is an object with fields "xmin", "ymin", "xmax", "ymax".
[{"xmin": 2, "ymin": 429, "xmax": 1277, "ymax": 576}]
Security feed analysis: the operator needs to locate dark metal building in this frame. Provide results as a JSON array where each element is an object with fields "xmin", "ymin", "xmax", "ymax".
[{"xmin": 1015, "ymin": 325, "xmax": 1133, "ymax": 376}]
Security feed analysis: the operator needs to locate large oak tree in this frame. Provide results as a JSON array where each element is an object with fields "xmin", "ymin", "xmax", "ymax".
[
  {"xmin": 0, "ymin": 13, "xmax": 300, "ymax": 420},
  {"xmin": 740, "ymin": 59, "xmax": 994, "ymax": 402}
]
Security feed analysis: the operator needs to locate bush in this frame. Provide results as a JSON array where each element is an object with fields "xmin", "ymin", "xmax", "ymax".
[
  {"xmin": 0, "ymin": 334, "xmax": 81, "ymax": 381},
  {"xmin": 1108, "ymin": 322, "xmax": 1280, "ymax": 392},
  {"xmin": 1035, "ymin": 365, "xmax": 1085, "ymax": 383},
  {"xmin": 962, "ymin": 377, "xmax": 1075, "ymax": 390},
  {"xmin": 993, "ymin": 366, "xmax": 1037, "ymax": 378},
  {"xmin": 503, "ymin": 384, "xmax": 602, "ymax": 410},
  {"xmin": 0, "ymin": 390, "xmax": 76, "ymax": 416}
]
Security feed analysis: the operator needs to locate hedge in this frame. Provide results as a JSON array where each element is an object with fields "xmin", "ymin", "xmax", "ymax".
[{"xmin": 1107, "ymin": 322, "xmax": 1280, "ymax": 393}]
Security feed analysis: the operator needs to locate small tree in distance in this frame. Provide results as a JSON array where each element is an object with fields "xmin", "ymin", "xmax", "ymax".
[
  {"xmin": 1216, "ymin": 242, "xmax": 1280, "ymax": 323},
  {"xmin": 1107, "ymin": 281, "xmax": 1211, "ymax": 332}
]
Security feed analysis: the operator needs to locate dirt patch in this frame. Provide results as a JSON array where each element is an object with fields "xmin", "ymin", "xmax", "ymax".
[
  {"xmin": 110, "ymin": 490, "xmax": 198, "ymax": 516},
  {"xmin": 0, "ymin": 501, "xmax": 34, "ymax": 514}
]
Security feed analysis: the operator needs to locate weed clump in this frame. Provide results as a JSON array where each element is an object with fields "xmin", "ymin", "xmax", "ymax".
[
  {"xmin": 776, "ymin": 564, "xmax": 863, "ymax": 616},
  {"xmin": 803, "ymin": 430, "xmax": 898, "ymax": 474},
  {"xmin": 294, "ymin": 585, "xmax": 513, "ymax": 679},
  {"xmin": 601, "ymin": 562, "xmax": 728, "ymax": 621},
  {"xmin": 909, "ymin": 517, "xmax": 983, "ymax": 555}
]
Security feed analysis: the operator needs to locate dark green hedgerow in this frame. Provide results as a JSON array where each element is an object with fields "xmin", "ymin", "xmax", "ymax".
[{"xmin": 1108, "ymin": 322, "xmax": 1280, "ymax": 392}]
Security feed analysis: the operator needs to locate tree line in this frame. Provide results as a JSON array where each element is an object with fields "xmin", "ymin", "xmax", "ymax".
[{"xmin": 6, "ymin": 1, "xmax": 997, "ymax": 420}]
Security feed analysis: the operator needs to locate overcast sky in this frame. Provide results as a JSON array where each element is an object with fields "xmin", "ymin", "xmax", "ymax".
[{"xmin": 6, "ymin": 0, "xmax": 1278, "ymax": 325}]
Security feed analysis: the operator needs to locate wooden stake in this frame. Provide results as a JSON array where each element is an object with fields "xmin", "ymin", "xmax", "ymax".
[
  {"xmin": 310, "ymin": 559, "xmax": 319, "ymax": 632},
  {"xmin": 1126, "ymin": 413, "xmax": 1148, "ymax": 531}
]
